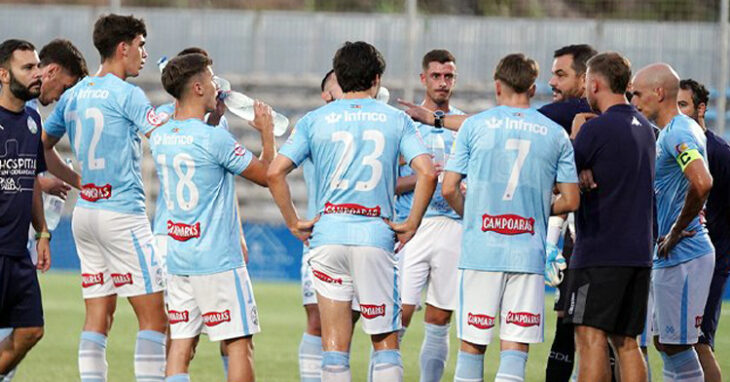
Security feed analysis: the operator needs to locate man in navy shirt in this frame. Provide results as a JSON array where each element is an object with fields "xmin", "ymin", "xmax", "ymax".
[
  {"xmin": 566, "ymin": 52, "xmax": 656, "ymax": 382},
  {"xmin": 677, "ymin": 78, "xmax": 728, "ymax": 382},
  {"xmin": 0, "ymin": 39, "xmax": 51, "ymax": 379},
  {"xmin": 537, "ymin": 44, "xmax": 596, "ymax": 382}
]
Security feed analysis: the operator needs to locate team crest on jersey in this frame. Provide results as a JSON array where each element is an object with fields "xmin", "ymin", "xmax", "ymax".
[
  {"xmin": 146, "ymin": 108, "xmax": 164, "ymax": 127},
  {"xmin": 167, "ymin": 221, "xmax": 201, "ymax": 241},
  {"xmin": 675, "ymin": 142, "xmax": 690, "ymax": 154},
  {"xmin": 27, "ymin": 116, "xmax": 38, "ymax": 134},
  {"xmin": 81, "ymin": 273, "xmax": 104, "ymax": 288},
  {"xmin": 203, "ymin": 310, "xmax": 231, "ymax": 326},
  {"xmin": 467, "ymin": 313, "xmax": 495, "ymax": 329},
  {"xmin": 505, "ymin": 311, "xmax": 541, "ymax": 327},
  {"xmin": 312, "ymin": 270, "xmax": 342, "ymax": 285},
  {"xmin": 111, "ymin": 273, "xmax": 133, "ymax": 287},
  {"xmin": 233, "ymin": 142, "xmax": 247, "ymax": 156},
  {"xmin": 481, "ymin": 213, "xmax": 535, "ymax": 235},
  {"xmin": 169, "ymin": 310, "xmax": 189, "ymax": 324},
  {"xmin": 80, "ymin": 183, "xmax": 112, "ymax": 202},
  {"xmin": 323, "ymin": 202, "xmax": 381, "ymax": 217},
  {"xmin": 359, "ymin": 304, "xmax": 386, "ymax": 319}
]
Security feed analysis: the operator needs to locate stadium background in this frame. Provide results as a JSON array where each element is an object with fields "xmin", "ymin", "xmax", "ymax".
[{"xmin": 1, "ymin": 1, "xmax": 729, "ymax": 380}]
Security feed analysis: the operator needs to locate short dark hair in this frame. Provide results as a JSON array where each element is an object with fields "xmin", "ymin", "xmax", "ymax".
[
  {"xmin": 93, "ymin": 14, "xmax": 147, "ymax": 60},
  {"xmin": 680, "ymin": 79, "xmax": 710, "ymax": 108},
  {"xmin": 554, "ymin": 44, "xmax": 597, "ymax": 76},
  {"xmin": 586, "ymin": 52, "xmax": 631, "ymax": 94},
  {"xmin": 0, "ymin": 39, "xmax": 35, "ymax": 68},
  {"xmin": 320, "ymin": 69, "xmax": 335, "ymax": 92},
  {"xmin": 422, "ymin": 49, "xmax": 455, "ymax": 70},
  {"xmin": 493, "ymin": 53, "xmax": 539, "ymax": 94},
  {"xmin": 176, "ymin": 47, "xmax": 209, "ymax": 58},
  {"xmin": 333, "ymin": 41, "xmax": 386, "ymax": 93},
  {"xmin": 161, "ymin": 53, "xmax": 212, "ymax": 100},
  {"xmin": 39, "ymin": 39, "xmax": 88, "ymax": 79}
]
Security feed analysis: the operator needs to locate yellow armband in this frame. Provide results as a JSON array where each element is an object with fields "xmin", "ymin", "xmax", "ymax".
[{"xmin": 676, "ymin": 149, "xmax": 702, "ymax": 172}]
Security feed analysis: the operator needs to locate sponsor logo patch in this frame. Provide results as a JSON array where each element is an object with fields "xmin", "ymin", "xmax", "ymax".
[
  {"xmin": 81, "ymin": 272, "xmax": 104, "ymax": 288},
  {"xmin": 27, "ymin": 116, "xmax": 37, "ymax": 134},
  {"xmin": 312, "ymin": 270, "xmax": 342, "ymax": 285},
  {"xmin": 505, "ymin": 311, "xmax": 541, "ymax": 327},
  {"xmin": 233, "ymin": 142, "xmax": 247, "ymax": 156},
  {"xmin": 111, "ymin": 272, "xmax": 133, "ymax": 287},
  {"xmin": 203, "ymin": 310, "xmax": 231, "ymax": 327},
  {"xmin": 169, "ymin": 310, "xmax": 189, "ymax": 324},
  {"xmin": 146, "ymin": 108, "xmax": 164, "ymax": 127},
  {"xmin": 80, "ymin": 183, "xmax": 112, "ymax": 202},
  {"xmin": 323, "ymin": 202, "xmax": 381, "ymax": 217},
  {"xmin": 481, "ymin": 213, "xmax": 535, "ymax": 235},
  {"xmin": 467, "ymin": 313, "xmax": 495, "ymax": 329},
  {"xmin": 167, "ymin": 221, "xmax": 201, "ymax": 242},
  {"xmin": 359, "ymin": 304, "xmax": 386, "ymax": 319}
]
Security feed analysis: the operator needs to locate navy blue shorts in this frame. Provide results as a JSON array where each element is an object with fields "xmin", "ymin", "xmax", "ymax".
[
  {"xmin": 698, "ymin": 269, "xmax": 729, "ymax": 349},
  {"xmin": 0, "ymin": 255, "xmax": 44, "ymax": 328}
]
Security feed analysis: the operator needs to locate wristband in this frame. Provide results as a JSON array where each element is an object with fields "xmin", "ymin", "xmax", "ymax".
[
  {"xmin": 546, "ymin": 216, "xmax": 565, "ymax": 245},
  {"xmin": 35, "ymin": 231, "xmax": 51, "ymax": 241}
]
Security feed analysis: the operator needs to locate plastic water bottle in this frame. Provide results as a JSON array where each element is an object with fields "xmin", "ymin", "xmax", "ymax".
[
  {"xmin": 425, "ymin": 128, "xmax": 446, "ymax": 183},
  {"xmin": 220, "ymin": 90, "xmax": 290, "ymax": 136},
  {"xmin": 42, "ymin": 158, "xmax": 73, "ymax": 231}
]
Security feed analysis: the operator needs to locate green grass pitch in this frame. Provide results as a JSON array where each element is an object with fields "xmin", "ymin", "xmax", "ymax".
[{"xmin": 11, "ymin": 272, "xmax": 730, "ymax": 381}]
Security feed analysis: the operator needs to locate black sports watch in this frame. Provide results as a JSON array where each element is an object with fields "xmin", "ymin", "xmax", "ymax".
[{"xmin": 433, "ymin": 110, "xmax": 445, "ymax": 128}]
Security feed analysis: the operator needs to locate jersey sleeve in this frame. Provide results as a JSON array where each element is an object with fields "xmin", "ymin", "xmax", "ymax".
[
  {"xmin": 444, "ymin": 117, "xmax": 471, "ymax": 175},
  {"xmin": 556, "ymin": 130, "xmax": 578, "ymax": 183},
  {"xmin": 124, "ymin": 86, "xmax": 165, "ymax": 135},
  {"xmin": 210, "ymin": 129, "xmax": 254, "ymax": 175},
  {"xmin": 43, "ymin": 94, "xmax": 68, "ymax": 138},
  {"xmin": 663, "ymin": 123, "xmax": 705, "ymax": 172},
  {"xmin": 399, "ymin": 115, "xmax": 428, "ymax": 164},
  {"xmin": 278, "ymin": 115, "xmax": 311, "ymax": 166}
]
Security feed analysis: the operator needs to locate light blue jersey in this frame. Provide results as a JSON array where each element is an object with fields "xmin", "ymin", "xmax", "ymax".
[
  {"xmin": 395, "ymin": 107, "xmax": 464, "ymax": 221},
  {"xmin": 149, "ymin": 118, "xmax": 253, "ymax": 275},
  {"xmin": 44, "ymin": 74, "xmax": 163, "ymax": 215},
  {"xmin": 151, "ymin": 102, "xmax": 230, "ymax": 235},
  {"xmin": 654, "ymin": 114, "xmax": 714, "ymax": 268},
  {"xmin": 280, "ymin": 98, "xmax": 428, "ymax": 252},
  {"xmin": 445, "ymin": 106, "xmax": 578, "ymax": 273}
]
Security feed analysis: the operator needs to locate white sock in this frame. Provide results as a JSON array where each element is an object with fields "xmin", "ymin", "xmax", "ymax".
[
  {"xmin": 299, "ymin": 333, "xmax": 322, "ymax": 382},
  {"xmin": 79, "ymin": 331, "xmax": 107, "ymax": 382},
  {"xmin": 371, "ymin": 350, "xmax": 403, "ymax": 382},
  {"xmin": 322, "ymin": 351, "xmax": 350, "ymax": 382}
]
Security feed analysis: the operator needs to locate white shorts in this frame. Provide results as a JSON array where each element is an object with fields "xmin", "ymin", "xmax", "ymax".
[
  {"xmin": 167, "ymin": 267, "xmax": 261, "ymax": 342},
  {"xmin": 301, "ymin": 251, "xmax": 318, "ymax": 306},
  {"xmin": 154, "ymin": 235, "xmax": 169, "ymax": 280},
  {"xmin": 401, "ymin": 217, "xmax": 461, "ymax": 310},
  {"xmin": 72, "ymin": 207, "xmax": 164, "ymax": 299},
  {"xmin": 652, "ymin": 253, "xmax": 714, "ymax": 345},
  {"xmin": 639, "ymin": 283, "xmax": 654, "ymax": 347},
  {"xmin": 457, "ymin": 270, "xmax": 544, "ymax": 345},
  {"xmin": 309, "ymin": 245, "xmax": 400, "ymax": 335}
]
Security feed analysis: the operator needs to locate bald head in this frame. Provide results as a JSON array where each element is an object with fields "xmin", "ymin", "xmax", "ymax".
[{"xmin": 631, "ymin": 63, "xmax": 681, "ymax": 124}]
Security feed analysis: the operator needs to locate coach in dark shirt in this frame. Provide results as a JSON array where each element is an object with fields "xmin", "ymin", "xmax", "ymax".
[
  {"xmin": 677, "ymin": 78, "xmax": 728, "ymax": 382},
  {"xmin": 565, "ymin": 52, "xmax": 655, "ymax": 382},
  {"xmin": 0, "ymin": 39, "xmax": 50, "ymax": 378}
]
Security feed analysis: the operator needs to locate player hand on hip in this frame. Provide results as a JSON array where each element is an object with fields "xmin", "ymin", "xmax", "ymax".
[
  {"xmin": 657, "ymin": 227, "xmax": 696, "ymax": 258},
  {"xmin": 386, "ymin": 219, "xmax": 418, "ymax": 253},
  {"xmin": 36, "ymin": 237, "xmax": 51, "ymax": 272},
  {"xmin": 289, "ymin": 215, "xmax": 320, "ymax": 246}
]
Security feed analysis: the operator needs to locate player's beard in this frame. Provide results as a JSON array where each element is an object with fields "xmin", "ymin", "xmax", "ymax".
[{"xmin": 8, "ymin": 70, "xmax": 40, "ymax": 102}]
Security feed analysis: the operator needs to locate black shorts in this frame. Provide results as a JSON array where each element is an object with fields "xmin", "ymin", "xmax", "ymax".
[
  {"xmin": 564, "ymin": 266, "xmax": 649, "ymax": 337},
  {"xmin": 698, "ymin": 269, "xmax": 729, "ymax": 349},
  {"xmin": 553, "ymin": 228, "xmax": 574, "ymax": 312},
  {"xmin": 0, "ymin": 255, "xmax": 44, "ymax": 328}
]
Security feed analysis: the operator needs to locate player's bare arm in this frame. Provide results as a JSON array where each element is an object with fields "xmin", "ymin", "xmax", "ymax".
[
  {"xmin": 31, "ymin": 178, "xmax": 51, "ymax": 272},
  {"xmin": 396, "ymin": 174, "xmax": 417, "ymax": 195},
  {"xmin": 387, "ymin": 153, "xmax": 437, "ymax": 249},
  {"xmin": 267, "ymin": 155, "xmax": 317, "ymax": 243},
  {"xmin": 441, "ymin": 170, "xmax": 464, "ymax": 217},
  {"xmin": 551, "ymin": 182, "xmax": 580, "ymax": 215},
  {"xmin": 397, "ymin": 99, "xmax": 468, "ymax": 131},
  {"xmin": 658, "ymin": 158, "xmax": 712, "ymax": 257},
  {"xmin": 36, "ymin": 176, "xmax": 71, "ymax": 200},
  {"xmin": 570, "ymin": 112, "xmax": 597, "ymax": 140},
  {"xmin": 248, "ymin": 100, "xmax": 276, "ymax": 166},
  {"xmin": 41, "ymin": 131, "xmax": 81, "ymax": 190}
]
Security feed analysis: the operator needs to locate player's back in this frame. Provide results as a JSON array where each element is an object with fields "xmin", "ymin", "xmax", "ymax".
[
  {"xmin": 290, "ymin": 98, "xmax": 425, "ymax": 251},
  {"xmin": 44, "ymin": 74, "xmax": 161, "ymax": 215},
  {"xmin": 454, "ymin": 106, "xmax": 576, "ymax": 273},
  {"xmin": 150, "ymin": 119, "xmax": 251, "ymax": 275}
]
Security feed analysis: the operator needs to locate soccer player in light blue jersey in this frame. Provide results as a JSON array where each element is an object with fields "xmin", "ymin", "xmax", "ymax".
[
  {"xmin": 41, "ymin": 14, "xmax": 169, "ymax": 382},
  {"xmin": 395, "ymin": 49, "xmax": 465, "ymax": 382},
  {"xmin": 631, "ymin": 63, "xmax": 714, "ymax": 382},
  {"xmin": 268, "ymin": 41, "xmax": 437, "ymax": 382},
  {"xmin": 442, "ymin": 54, "xmax": 579, "ymax": 382},
  {"xmin": 153, "ymin": 53, "xmax": 274, "ymax": 382}
]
